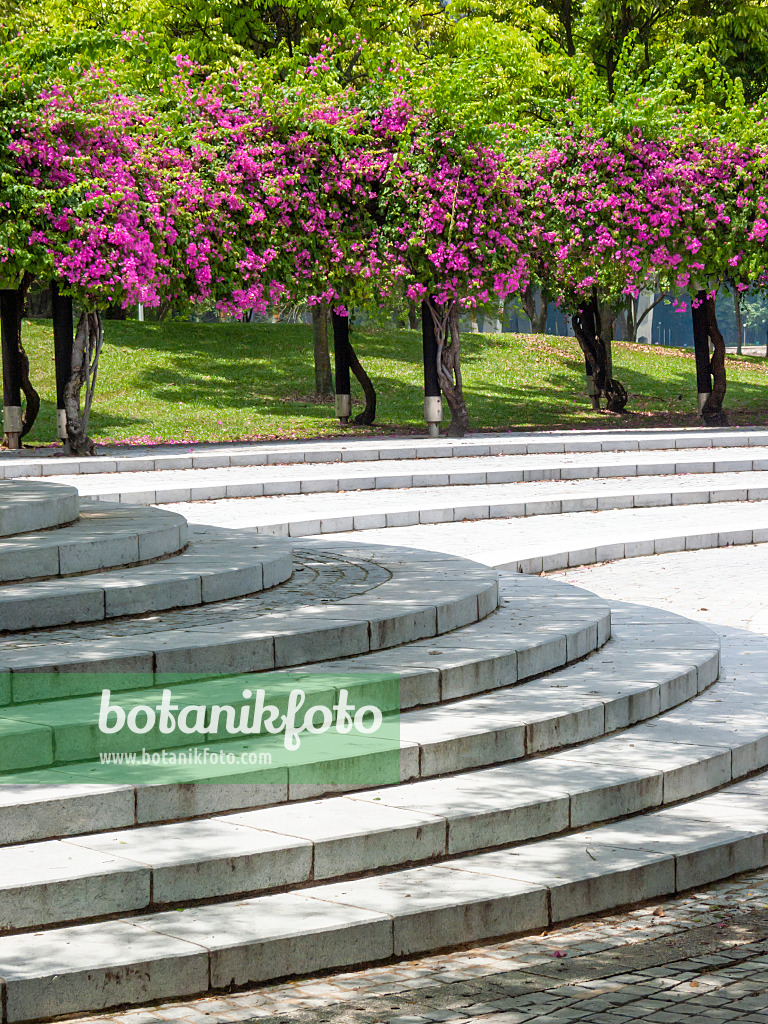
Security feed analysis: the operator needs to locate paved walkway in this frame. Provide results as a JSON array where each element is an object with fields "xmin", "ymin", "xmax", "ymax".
[{"xmin": 59, "ymin": 540, "xmax": 768, "ymax": 1024}]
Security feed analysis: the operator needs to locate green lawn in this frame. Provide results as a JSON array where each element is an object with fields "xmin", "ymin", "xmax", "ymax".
[{"xmin": 17, "ymin": 318, "xmax": 768, "ymax": 446}]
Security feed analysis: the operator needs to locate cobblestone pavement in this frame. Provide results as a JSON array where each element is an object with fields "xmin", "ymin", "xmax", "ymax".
[{"xmin": 64, "ymin": 542, "xmax": 768, "ymax": 1024}]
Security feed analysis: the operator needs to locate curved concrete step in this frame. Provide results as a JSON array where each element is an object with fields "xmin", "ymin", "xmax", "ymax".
[
  {"xmin": 0, "ymin": 481, "xmax": 79, "ymax": 536},
  {"xmin": 0, "ymin": 527, "xmax": 294, "ymax": 632},
  {"xmin": 5, "ymin": 428, "xmax": 768, "ymax": 482},
  {"xmin": 1, "ymin": 635, "xmax": 766, "ymax": 1022},
  {"xmin": 137, "ymin": 470, "xmax": 768, "ymax": 540},
  {"xmin": 330, "ymin": 499, "xmax": 768, "ymax": 574},
  {"xmin": 34, "ymin": 446, "xmax": 768, "ymax": 505},
  {"xmin": 0, "ymin": 609, "xmax": 721, "ymax": 934},
  {"xmin": 0, "ymin": 502, "xmax": 187, "ymax": 583},
  {"xmin": 0, "ymin": 542, "xmax": 499, "ymax": 691},
  {"xmin": 0, "ymin": 605, "xmax": 713, "ymax": 836}
]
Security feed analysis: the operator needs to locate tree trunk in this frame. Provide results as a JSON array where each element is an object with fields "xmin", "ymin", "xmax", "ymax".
[
  {"xmin": 572, "ymin": 290, "xmax": 628, "ymax": 413},
  {"xmin": 64, "ymin": 311, "xmax": 103, "ymax": 455},
  {"xmin": 1, "ymin": 279, "xmax": 40, "ymax": 445},
  {"xmin": 312, "ymin": 304, "xmax": 333, "ymax": 396},
  {"xmin": 348, "ymin": 336, "xmax": 376, "ymax": 425},
  {"xmin": 734, "ymin": 289, "xmax": 743, "ymax": 356},
  {"xmin": 701, "ymin": 297, "xmax": 728, "ymax": 425},
  {"xmin": 407, "ymin": 300, "xmax": 419, "ymax": 330},
  {"xmin": 521, "ymin": 285, "xmax": 548, "ymax": 335},
  {"xmin": 427, "ymin": 300, "xmax": 470, "ymax": 437}
]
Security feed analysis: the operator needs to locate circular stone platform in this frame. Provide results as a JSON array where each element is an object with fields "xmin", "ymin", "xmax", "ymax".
[{"xmin": 0, "ymin": 480, "xmax": 79, "ymax": 537}]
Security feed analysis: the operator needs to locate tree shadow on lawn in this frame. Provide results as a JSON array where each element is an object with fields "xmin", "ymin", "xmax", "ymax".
[{"xmin": 22, "ymin": 399, "xmax": 140, "ymax": 446}]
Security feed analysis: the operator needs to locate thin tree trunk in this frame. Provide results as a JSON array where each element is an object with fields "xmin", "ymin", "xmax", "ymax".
[
  {"xmin": 701, "ymin": 297, "xmax": 728, "ymax": 425},
  {"xmin": 312, "ymin": 304, "xmax": 333, "ymax": 396},
  {"xmin": 64, "ymin": 311, "xmax": 103, "ymax": 455},
  {"xmin": 407, "ymin": 300, "xmax": 419, "ymax": 330},
  {"xmin": 15, "ymin": 276, "xmax": 39, "ymax": 440},
  {"xmin": 427, "ymin": 300, "xmax": 470, "ymax": 437},
  {"xmin": 734, "ymin": 290, "xmax": 743, "ymax": 356}
]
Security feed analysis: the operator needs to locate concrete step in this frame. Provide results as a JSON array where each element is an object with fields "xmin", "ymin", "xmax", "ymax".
[
  {"xmin": 0, "ymin": 501, "xmax": 187, "ymax": 582},
  {"xmin": 5, "ymin": 428, "xmax": 768, "ymax": 481},
  {"xmin": 327, "ymin": 499, "xmax": 768, "ymax": 574},
  {"xmin": 35, "ymin": 447, "xmax": 768, "ymax": 505},
  {"xmin": 0, "ymin": 542, "xmax": 501, "ymax": 693},
  {"xmin": 0, "ymin": 481, "xmax": 79, "ymax": 536},
  {"xmin": 0, "ymin": 609, "xmax": 722, "ymax": 934},
  {"xmin": 0, "ymin": 526, "xmax": 293, "ymax": 632},
  {"xmin": 122, "ymin": 470, "xmax": 768, "ymax": 540},
  {"xmin": 0, "ymin": 603, "xmax": 712, "ymax": 838},
  {"xmin": 0, "ymin": 636, "xmax": 764, "ymax": 1022}
]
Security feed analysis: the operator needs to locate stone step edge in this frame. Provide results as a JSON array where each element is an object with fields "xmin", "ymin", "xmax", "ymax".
[
  {"xmin": 0, "ymin": 502, "xmax": 188, "ymax": 583},
  {"xmin": 0, "ymin": 573, "xmax": 600, "ymax": 706},
  {"xmin": 28, "ymin": 458, "xmax": 767, "ymax": 510},
  {"xmin": 0, "ymin": 609, "xmax": 714, "ymax": 840},
  {"xmin": 64, "ymin": 456, "xmax": 768, "ymax": 505},
  {"xmin": 0, "ymin": 481, "xmax": 80, "ymax": 536},
  {"xmin": 151, "ymin": 481, "xmax": 768, "ymax": 539},
  {"xmin": 0, "ymin": 529, "xmax": 295, "ymax": 633},
  {"xmin": 6, "ymin": 429, "xmax": 768, "ymax": 480},
  {"xmin": 0, "ymin": 590, "xmax": 612, "ymax": 774},
  {"xmin": 0, "ymin": 623, "xmax": 723, "ymax": 933},
  {"xmin": 0, "ymin": 545, "xmax": 501, "ymax": 694},
  {"xmin": 1, "ymin": 764, "xmax": 766, "ymax": 1021}
]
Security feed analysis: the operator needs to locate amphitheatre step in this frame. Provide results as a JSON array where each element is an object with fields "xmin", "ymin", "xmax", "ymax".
[
  {"xmin": 0, "ymin": 608, "xmax": 720, "ymax": 933},
  {"xmin": 0, "ymin": 604, "xmax": 710, "ymax": 835},
  {"xmin": 0, "ymin": 526, "xmax": 293, "ymax": 632},
  {"xmin": 323, "ymin": 499, "xmax": 768, "ymax": 573},
  {"xmin": 0, "ymin": 501, "xmax": 187, "ymax": 582},
  {"xmin": 1, "ymin": 633, "xmax": 765, "ymax": 1022},
  {"xmin": 34, "ymin": 445, "xmax": 768, "ymax": 505},
  {"xmin": 0, "ymin": 541, "xmax": 500, "ymax": 691},
  {"xmin": 0, "ymin": 572, "xmax": 609, "ymax": 837},
  {"xmin": 0, "ymin": 481, "xmax": 79, "ymax": 536},
  {"xmin": 137, "ymin": 469, "xmax": 768, "ymax": 540},
  {"xmin": 4, "ymin": 428, "xmax": 768, "ymax": 480}
]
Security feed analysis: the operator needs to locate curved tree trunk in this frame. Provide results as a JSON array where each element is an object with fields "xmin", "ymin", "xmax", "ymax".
[
  {"xmin": 701, "ymin": 297, "xmax": 728, "ymax": 425},
  {"xmin": 64, "ymin": 311, "xmax": 103, "ymax": 455},
  {"xmin": 348, "ymin": 336, "xmax": 376, "ymax": 425},
  {"xmin": 17, "ymin": 276, "xmax": 40, "ymax": 440},
  {"xmin": 427, "ymin": 300, "xmax": 470, "ymax": 437}
]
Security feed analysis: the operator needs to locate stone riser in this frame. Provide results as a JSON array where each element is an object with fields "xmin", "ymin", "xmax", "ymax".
[
  {"xmin": 0, "ymin": 481, "xmax": 79, "ymax": 536},
  {"xmin": 0, "ymin": 528, "xmax": 293, "ymax": 633},
  {"xmin": 4, "ymin": 428, "xmax": 768, "ymax": 481},
  {"xmin": 0, "ymin": 502, "xmax": 188, "ymax": 583},
  {"xmin": 0, "ymin": 610, "xmax": 721, "ymax": 935},
  {"xmin": 1, "ymin": 770, "xmax": 767, "ymax": 1021},
  {"xmin": 46, "ymin": 456, "xmax": 768, "ymax": 506},
  {"xmin": 0, "ymin": 548, "xmax": 502, "ymax": 689}
]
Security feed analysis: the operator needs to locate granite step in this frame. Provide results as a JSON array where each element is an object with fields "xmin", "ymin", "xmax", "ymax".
[
  {"xmin": 0, "ymin": 633, "xmax": 765, "ymax": 1023},
  {"xmin": 0, "ymin": 603, "xmax": 712, "ymax": 838},
  {"xmin": 0, "ymin": 501, "xmax": 188, "ymax": 583},
  {"xmin": 36, "ymin": 447, "xmax": 768, "ymax": 506},
  {"xmin": 4, "ymin": 428, "xmax": 768, "ymax": 481},
  {"xmin": 0, "ymin": 542, "xmax": 502, "ymax": 696},
  {"xmin": 0, "ymin": 527, "xmax": 293, "ymax": 633},
  {"xmin": 0, "ymin": 609, "xmax": 722, "ymax": 934},
  {"xmin": 0, "ymin": 481, "xmax": 79, "ymax": 536}
]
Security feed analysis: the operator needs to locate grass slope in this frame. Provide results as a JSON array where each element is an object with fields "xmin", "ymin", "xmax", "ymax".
[{"xmin": 17, "ymin": 319, "xmax": 768, "ymax": 446}]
